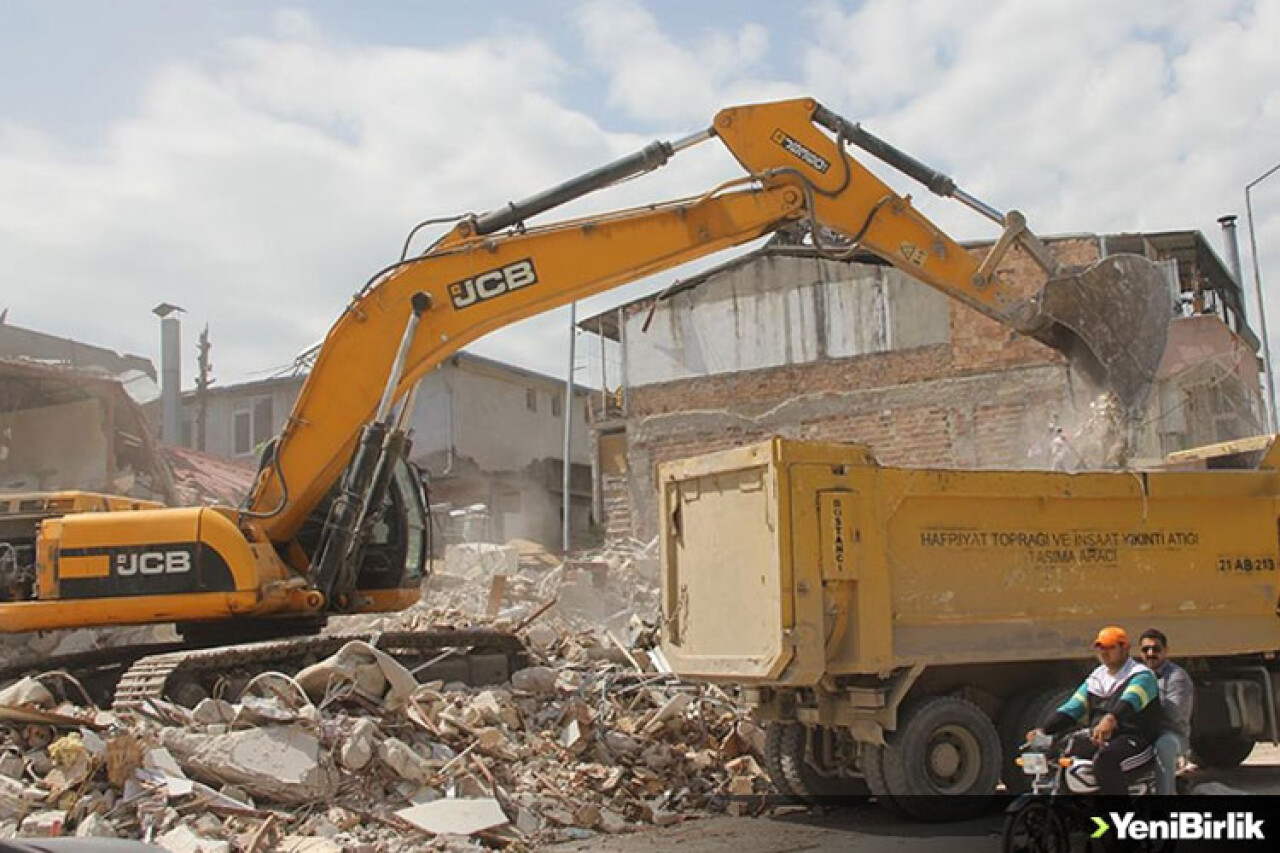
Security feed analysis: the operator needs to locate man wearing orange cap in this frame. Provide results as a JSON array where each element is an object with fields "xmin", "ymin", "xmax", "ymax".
[{"xmin": 1028, "ymin": 626, "xmax": 1162, "ymax": 795}]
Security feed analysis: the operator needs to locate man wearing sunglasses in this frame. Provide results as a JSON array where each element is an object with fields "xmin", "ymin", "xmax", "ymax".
[
  {"xmin": 1027, "ymin": 625, "xmax": 1162, "ymax": 795},
  {"xmin": 1139, "ymin": 628, "xmax": 1194, "ymax": 795}
]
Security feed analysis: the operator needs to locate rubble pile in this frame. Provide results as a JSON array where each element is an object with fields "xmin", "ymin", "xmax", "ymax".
[
  {"xmin": 386, "ymin": 538, "xmax": 663, "ymax": 638},
  {"xmin": 0, "ymin": 540, "xmax": 769, "ymax": 850}
]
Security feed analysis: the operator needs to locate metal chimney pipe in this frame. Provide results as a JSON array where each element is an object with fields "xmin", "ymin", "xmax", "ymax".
[
  {"xmin": 1219, "ymin": 214, "xmax": 1244, "ymax": 285},
  {"xmin": 153, "ymin": 303, "xmax": 185, "ymax": 443}
]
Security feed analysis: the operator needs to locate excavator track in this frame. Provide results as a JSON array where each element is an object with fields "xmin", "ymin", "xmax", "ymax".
[
  {"xmin": 111, "ymin": 628, "xmax": 529, "ymax": 712},
  {"xmin": 0, "ymin": 629, "xmax": 528, "ymax": 711}
]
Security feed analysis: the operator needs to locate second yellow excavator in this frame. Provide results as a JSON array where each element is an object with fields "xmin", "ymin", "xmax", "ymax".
[{"xmin": 0, "ymin": 97, "xmax": 1172, "ymax": 702}]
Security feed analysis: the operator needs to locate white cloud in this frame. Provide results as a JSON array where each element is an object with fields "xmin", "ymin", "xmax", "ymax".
[
  {"xmin": 575, "ymin": 0, "xmax": 779, "ymax": 124},
  {"xmin": 1, "ymin": 0, "xmax": 1279, "ymax": 404},
  {"xmin": 0, "ymin": 14, "xmax": 608, "ymax": 383}
]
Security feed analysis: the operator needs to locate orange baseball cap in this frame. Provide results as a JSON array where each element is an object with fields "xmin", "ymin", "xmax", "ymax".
[{"xmin": 1093, "ymin": 626, "xmax": 1129, "ymax": 648}]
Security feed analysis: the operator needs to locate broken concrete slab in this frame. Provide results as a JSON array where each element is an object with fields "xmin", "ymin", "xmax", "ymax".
[
  {"xmin": 642, "ymin": 692, "xmax": 692, "ymax": 734},
  {"xmin": 395, "ymin": 797, "xmax": 509, "ymax": 836},
  {"xmin": 156, "ymin": 824, "xmax": 231, "ymax": 853},
  {"xmin": 159, "ymin": 726, "xmax": 338, "ymax": 805}
]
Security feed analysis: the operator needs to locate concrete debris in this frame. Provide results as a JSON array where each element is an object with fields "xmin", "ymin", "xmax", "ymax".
[
  {"xmin": 510, "ymin": 665, "xmax": 557, "ymax": 695},
  {"xmin": 156, "ymin": 824, "xmax": 230, "ymax": 853},
  {"xmin": 339, "ymin": 718, "xmax": 379, "ymax": 772},
  {"xmin": 0, "ymin": 775, "xmax": 47, "ymax": 820},
  {"xmin": 0, "ymin": 537, "xmax": 767, "ymax": 848},
  {"xmin": 74, "ymin": 812, "xmax": 118, "ymax": 838},
  {"xmin": 443, "ymin": 543, "xmax": 518, "ymax": 581},
  {"xmin": 377, "ymin": 738, "xmax": 436, "ymax": 786},
  {"xmin": 295, "ymin": 641, "xmax": 418, "ymax": 712},
  {"xmin": 0, "ymin": 677, "xmax": 55, "ymax": 708},
  {"xmin": 395, "ymin": 797, "xmax": 508, "ymax": 835},
  {"xmin": 159, "ymin": 726, "xmax": 339, "ymax": 805},
  {"xmin": 17, "ymin": 809, "xmax": 66, "ymax": 837}
]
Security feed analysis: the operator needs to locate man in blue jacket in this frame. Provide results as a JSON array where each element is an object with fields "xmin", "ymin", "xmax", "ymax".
[{"xmin": 1028, "ymin": 625, "xmax": 1162, "ymax": 795}]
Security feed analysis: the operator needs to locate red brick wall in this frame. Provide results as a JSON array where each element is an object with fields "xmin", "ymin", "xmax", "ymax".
[{"xmin": 601, "ymin": 238, "xmax": 1100, "ymax": 541}]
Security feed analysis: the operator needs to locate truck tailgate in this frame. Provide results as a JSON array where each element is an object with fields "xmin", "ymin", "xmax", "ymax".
[{"xmin": 660, "ymin": 443, "xmax": 792, "ymax": 681}]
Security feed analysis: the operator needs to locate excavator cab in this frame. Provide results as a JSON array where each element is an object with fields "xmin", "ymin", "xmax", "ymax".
[{"xmin": 294, "ymin": 453, "xmax": 428, "ymax": 614}]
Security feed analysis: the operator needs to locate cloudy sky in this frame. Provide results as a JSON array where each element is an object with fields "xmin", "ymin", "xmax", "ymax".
[{"xmin": 2, "ymin": 0, "xmax": 1278, "ymax": 394}]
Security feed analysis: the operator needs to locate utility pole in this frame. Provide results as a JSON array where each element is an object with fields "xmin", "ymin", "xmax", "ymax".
[
  {"xmin": 562, "ymin": 303, "xmax": 576, "ymax": 553},
  {"xmin": 1246, "ymin": 161, "xmax": 1280, "ymax": 432},
  {"xmin": 195, "ymin": 325, "xmax": 213, "ymax": 451}
]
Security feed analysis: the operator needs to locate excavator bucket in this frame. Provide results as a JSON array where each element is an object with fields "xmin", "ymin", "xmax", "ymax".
[{"xmin": 1029, "ymin": 253, "xmax": 1172, "ymax": 412}]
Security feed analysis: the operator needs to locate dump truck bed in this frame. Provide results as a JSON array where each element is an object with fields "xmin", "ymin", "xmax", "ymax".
[{"xmin": 660, "ymin": 438, "xmax": 1280, "ymax": 686}]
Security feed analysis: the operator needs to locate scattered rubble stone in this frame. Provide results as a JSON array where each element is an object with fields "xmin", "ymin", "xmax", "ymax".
[
  {"xmin": 159, "ymin": 726, "xmax": 339, "ymax": 805},
  {"xmin": 0, "ymin": 536, "xmax": 766, "ymax": 849}
]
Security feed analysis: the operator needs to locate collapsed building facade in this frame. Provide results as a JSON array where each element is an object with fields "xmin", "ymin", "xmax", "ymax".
[
  {"xmin": 0, "ymin": 359, "xmax": 176, "ymax": 504},
  {"xmin": 583, "ymin": 228, "xmax": 1265, "ymax": 542}
]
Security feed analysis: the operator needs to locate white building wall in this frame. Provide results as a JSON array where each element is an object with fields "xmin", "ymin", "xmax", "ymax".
[
  {"xmin": 624, "ymin": 255, "xmax": 950, "ymax": 386},
  {"xmin": 446, "ymin": 361, "xmax": 590, "ymax": 472},
  {"xmin": 183, "ymin": 359, "xmax": 589, "ymax": 470}
]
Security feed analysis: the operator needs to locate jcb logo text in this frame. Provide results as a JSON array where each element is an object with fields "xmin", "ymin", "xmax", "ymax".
[
  {"xmin": 448, "ymin": 259, "xmax": 538, "ymax": 309},
  {"xmin": 114, "ymin": 550, "xmax": 192, "ymax": 576}
]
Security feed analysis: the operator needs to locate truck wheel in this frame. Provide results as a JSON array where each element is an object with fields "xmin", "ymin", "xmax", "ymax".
[
  {"xmin": 762, "ymin": 722, "xmax": 798, "ymax": 798},
  {"xmin": 764, "ymin": 722, "xmax": 868, "ymax": 803},
  {"xmin": 861, "ymin": 743, "xmax": 901, "ymax": 813},
  {"xmin": 881, "ymin": 695, "xmax": 1001, "ymax": 821},
  {"xmin": 999, "ymin": 687, "xmax": 1072, "ymax": 794},
  {"xmin": 1189, "ymin": 733, "xmax": 1256, "ymax": 769}
]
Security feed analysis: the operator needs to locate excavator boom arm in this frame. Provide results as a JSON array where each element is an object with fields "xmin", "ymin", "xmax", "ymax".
[{"xmin": 248, "ymin": 97, "xmax": 1169, "ymax": 549}]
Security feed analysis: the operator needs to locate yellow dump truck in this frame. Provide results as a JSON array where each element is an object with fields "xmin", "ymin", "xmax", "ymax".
[{"xmin": 660, "ymin": 437, "xmax": 1280, "ymax": 819}]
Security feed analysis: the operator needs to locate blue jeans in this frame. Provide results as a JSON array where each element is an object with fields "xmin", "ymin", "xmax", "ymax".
[{"xmin": 1154, "ymin": 730, "xmax": 1187, "ymax": 795}]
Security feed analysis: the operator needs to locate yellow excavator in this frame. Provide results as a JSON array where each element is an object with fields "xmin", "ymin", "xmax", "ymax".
[{"xmin": 0, "ymin": 97, "xmax": 1171, "ymax": 703}]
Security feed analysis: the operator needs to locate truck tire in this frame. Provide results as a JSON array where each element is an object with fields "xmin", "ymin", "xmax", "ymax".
[
  {"xmin": 762, "ymin": 722, "xmax": 798, "ymax": 798},
  {"xmin": 881, "ymin": 695, "xmax": 1001, "ymax": 821},
  {"xmin": 999, "ymin": 687, "xmax": 1072, "ymax": 794},
  {"xmin": 861, "ymin": 743, "xmax": 901, "ymax": 813},
  {"xmin": 1189, "ymin": 733, "xmax": 1255, "ymax": 769},
  {"xmin": 764, "ymin": 722, "xmax": 868, "ymax": 802}
]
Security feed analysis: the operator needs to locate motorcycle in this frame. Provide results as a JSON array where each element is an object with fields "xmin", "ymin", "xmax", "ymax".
[{"xmin": 1001, "ymin": 731, "xmax": 1167, "ymax": 853}]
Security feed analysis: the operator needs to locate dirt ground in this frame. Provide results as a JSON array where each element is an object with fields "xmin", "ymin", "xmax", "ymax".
[{"xmin": 552, "ymin": 745, "xmax": 1280, "ymax": 853}]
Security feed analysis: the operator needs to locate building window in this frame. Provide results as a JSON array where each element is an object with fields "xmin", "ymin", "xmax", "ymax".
[
  {"xmin": 552, "ymin": 394, "xmax": 562, "ymax": 417},
  {"xmin": 233, "ymin": 396, "xmax": 275, "ymax": 456},
  {"xmin": 526, "ymin": 388, "xmax": 536, "ymax": 411}
]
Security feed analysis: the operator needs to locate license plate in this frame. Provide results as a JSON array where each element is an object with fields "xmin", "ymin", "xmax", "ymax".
[{"xmin": 1021, "ymin": 753, "xmax": 1049, "ymax": 775}]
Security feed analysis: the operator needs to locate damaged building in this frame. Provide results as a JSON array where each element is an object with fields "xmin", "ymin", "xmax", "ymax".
[
  {"xmin": 179, "ymin": 350, "xmax": 594, "ymax": 551},
  {"xmin": 0, "ymin": 359, "xmax": 176, "ymax": 503},
  {"xmin": 0, "ymin": 321, "xmax": 176, "ymax": 503},
  {"xmin": 582, "ymin": 227, "xmax": 1265, "ymax": 541}
]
